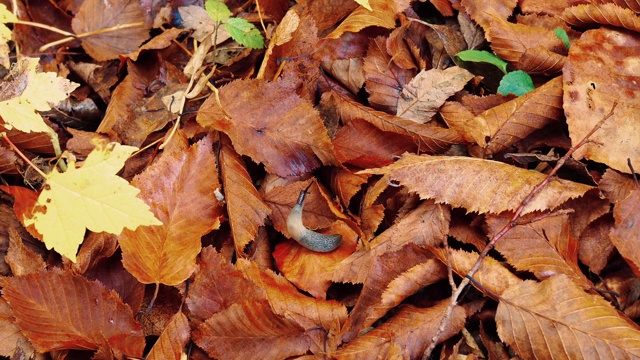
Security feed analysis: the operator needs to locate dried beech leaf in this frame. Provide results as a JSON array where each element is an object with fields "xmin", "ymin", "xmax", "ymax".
[
  {"xmin": 71, "ymin": 0, "xmax": 151, "ymax": 61},
  {"xmin": 0, "ymin": 297, "xmax": 25, "ymax": 357},
  {"xmin": 396, "ymin": 67, "xmax": 474, "ymax": 123},
  {"xmin": 473, "ymin": 76, "xmax": 563, "ymax": 154},
  {"xmin": 0, "ymin": 269, "xmax": 144, "ymax": 356},
  {"xmin": 563, "ymin": 27, "xmax": 640, "ymax": 173},
  {"xmin": 219, "ymin": 141, "xmax": 271, "ymax": 253},
  {"xmin": 332, "ymin": 201, "xmax": 449, "ymax": 284},
  {"xmin": 487, "ymin": 212, "xmax": 593, "ymax": 289},
  {"xmin": 460, "ymin": 0, "xmax": 517, "ymax": 32},
  {"xmin": 197, "ymin": 79, "xmax": 338, "ymax": 178},
  {"xmin": 335, "ymin": 300, "xmax": 466, "ymax": 359},
  {"xmin": 341, "ymin": 246, "xmax": 442, "ymax": 343},
  {"xmin": 562, "ymin": 3, "xmax": 640, "ymax": 33},
  {"xmin": 119, "ymin": 136, "xmax": 224, "ymax": 286},
  {"xmin": 432, "ymin": 248, "xmax": 522, "ymax": 296},
  {"xmin": 193, "ymin": 300, "xmax": 310, "ymax": 360},
  {"xmin": 330, "ymin": 91, "xmax": 464, "ymax": 153},
  {"xmin": 487, "ymin": 17, "xmax": 565, "ymax": 64},
  {"xmin": 362, "ymin": 154, "xmax": 594, "ymax": 215},
  {"xmin": 324, "ymin": 0, "xmax": 411, "ymax": 39},
  {"xmin": 496, "ymin": 275, "xmax": 640, "ymax": 359},
  {"xmin": 517, "ymin": 46, "xmax": 566, "ymax": 75},
  {"xmin": 609, "ymin": 189, "xmax": 640, "ymax": 278},
  {"xmin": 363, "ymin": 36, "xmax": 415, "ymax": 113},
  {"xmin": 186, "ymin": 247, "xmax": 263, "ymax": 324},
  {"xmin": 146, "ymin": 311, "xmax": 189, "ymax": 360}
]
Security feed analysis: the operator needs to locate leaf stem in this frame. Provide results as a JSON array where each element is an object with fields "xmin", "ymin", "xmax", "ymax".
[
  {"xmin": 423, "ymin": 102, "xmax": 618, "ymax": 358},
  {"xmin": 39, "ymin": 22, "xmax": 145, "ymax": 52},
  {"xmin": 0, "ymin": 132, "xmax": 48, "ymax": 179}
]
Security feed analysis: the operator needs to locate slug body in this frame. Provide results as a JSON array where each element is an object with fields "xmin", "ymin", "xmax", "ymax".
[{"xmin": 286, "ymin": 186, "xmax": 342, "ymax": 252}]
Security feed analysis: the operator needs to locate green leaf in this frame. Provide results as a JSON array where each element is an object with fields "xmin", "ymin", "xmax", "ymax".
[
  {"xmin": 204, "ymin": 0, "xmax": 231, "ymax": 22},
  {"xmin": 455, "ymin": 50, "xmax": 508, "ymax": 74},
  {"xmin": 497, "ymin": 70, "xmax": 535, "ymax": 96},
  {"xmin": 225, "ymin": 17, "xmax": 264, "ymax": 49},
  {"xmin": 554, "ymin": 28, "xmax": 570, "ymax": 50}
]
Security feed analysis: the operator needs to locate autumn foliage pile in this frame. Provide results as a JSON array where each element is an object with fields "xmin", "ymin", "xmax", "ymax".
[{"xmin": 0, "ymin": 0, "xmax": 640, "ymax": 359}]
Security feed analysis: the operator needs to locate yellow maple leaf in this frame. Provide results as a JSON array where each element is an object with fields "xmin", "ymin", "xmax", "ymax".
[
  {"xmin": 0, "ymin": 57, "xmax": 79, "ymax": 134},
  {"xmin": 0, "ymin": 5, "xmax": 17, "ymax": 67},
  {"xmin": 354, "ymin": 0, "xmax": 372, "ymax": 10},
  {"xmin": 24, "ymin": 143, "xmax": 162, "ymax": 262}
]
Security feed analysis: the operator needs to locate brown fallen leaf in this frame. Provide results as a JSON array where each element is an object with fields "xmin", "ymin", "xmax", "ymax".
[
  {"xmin": 118, "ymin": 136, "xmax": 224, "ymax": 286},
  {"xmin": 362, "ymin": 153, "xmax": 594, "ymax": 215},
  {"xmin": 146, "ymin": 311, "xmax": 190, "ymax": 360},
  {"xmin": 0, "ymin": 269, "xmax": 144, "ymax": 356},
  {"xmin": 496, "ymin": 275, "xmax": 640, "ymax": 359},
  {"xmin": 563, "ymin": 27, "xmax": 640, "ymax": 174},
  {"xmin": 71, "ymin": 0, "xmax": 151, "ymax": 61},
  {"xmin": 324, "ymin": 0, "xmax": 411, "ymax": 39}
]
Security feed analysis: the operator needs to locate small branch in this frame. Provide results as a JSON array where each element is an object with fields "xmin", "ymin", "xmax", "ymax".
[
  {"xmin": 0, "ymin": 132, "xmax": 48, "ymax": 179},
  {"xmin": 13, "ymin": 20, "xmax": 76, "ymax": 37},
  {"xmin": 39, "ymin": 22, "xmax": 144, "ymax": 52},
  {"xmin": 422, "ymin": 102, "xmax": 618, "ymax": 358}
]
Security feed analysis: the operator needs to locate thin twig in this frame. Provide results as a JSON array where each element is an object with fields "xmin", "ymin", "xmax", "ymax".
[
  {"xmin": 0, "ymin": 133, "xmax": 48, "ymax": 179},
  {"xmin": 422, "ymin": 102, "xmax": 618, "ymax": 357},
  {"xmin": 39, "ymin": 22, "xmax": 145, "ymax": 52}
]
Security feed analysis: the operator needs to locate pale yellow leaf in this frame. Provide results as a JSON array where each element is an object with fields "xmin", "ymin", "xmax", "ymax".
[
  {"xmin": 354, "ymin": 0, "xmax": 373, "ymax": 11},
  {"xmin": 0, "ymin": 4, "xmax": 18, "ymax": 23},
  {"xmin": 0, "ymin": 58, "xmax": 79, "ymax": 134},
  {"xmin": 25, "ymin": 143, "xmax": 161, "ymax": 262}
]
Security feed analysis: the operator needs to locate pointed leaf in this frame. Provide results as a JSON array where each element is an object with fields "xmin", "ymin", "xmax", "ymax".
[
  {"xmin": 396, "ymin": 67, "xmax": 474, "ymax": 123},
  {"xmin": 219, "ymin": 141, "xmax": 271, "ymax": 253},
  {"xmin": 146, "ymin": 311, "xmax": 190, "ymax": 360},
  {"xmin": 0, "ymin": 269, "xmax": 144, "ymax": 356},
  {"xmin": 118, "ymin": 136, "xmax": 224, "ymax": 285},
  {"xmin": 197, "ymin": 79, "xmax": 338, "ymax": 178},
  {"xmin": 496, "ymin": 275, "xmax": 640, "ymax": 359},
  {"xmin": 25, "ymin": 143, "xmax": 161, "ymax": 262},
  {"xmin": 325, "ymin": 0, "xmax": 411, "ymax": 39},
  {"xmin": 562, "ymin": 3, "xmax": 640, "ymax": 33},
  {"xmin": 71, "ymin": 0, "xmax": 151, "ymax": 61},
  {"xmin": 363, "ymin": 154, "xmax": 593, "ymax": 215}
]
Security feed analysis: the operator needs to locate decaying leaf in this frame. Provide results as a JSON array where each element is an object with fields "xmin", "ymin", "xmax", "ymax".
[
  {"xmin": 363, "ymin": 154, "xmax": 594, "ymax": 215},
  {"xmin": 496, "ymin": 275, "xmax": 640, "ymax": 359},
  {"xmin": 118, "ymin": 136, "xmax": 223, "ymax": 285}
]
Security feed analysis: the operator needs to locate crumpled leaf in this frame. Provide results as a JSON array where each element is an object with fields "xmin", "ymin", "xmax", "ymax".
[
  {"xmin": 0, "ymin": 57, "xmax": 79, "ymax": 134},
  {"xmin": 563, "ymin": 27, "xmax": 640, "ymax": 174},
  {"xmin": 118, "ymin": 136, "xmax": 224, "ymax": 285},
  {"xmin": 197, "ymin": 78, "xmax": 339, "ymax": 178},
  {"xmin": 562, "ymin": 3, "xmax": 640, "ymax": 33},
  {"xmin": 396, "ymin": 67, "xmax": 475, "ymax": 123},
  {"xmin": 362, "ymin": 153, "xmax": 594, "ymax": 215},
  {"xmin": 325, "ymin": 0, "xmax": 411, "ymax": 39},
  {"xmin": 0, "ymin": 269, "xmax": 144, "ymax": 356},
  {"xmin": 71, "ymin": 0, "xmax": 151, "ymax": 61},
  {"xmin": 24, "ymin": 142, "xmax": 161, "ymax": 262},
  {"xmin": 496, "ymin": 275, "xmax": 640, "ymax": 359}
]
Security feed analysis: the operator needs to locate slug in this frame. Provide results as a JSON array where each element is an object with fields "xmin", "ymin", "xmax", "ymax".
[{"xmin": 286, "ymin": 183, "xmax": 342, "ymax": 252}]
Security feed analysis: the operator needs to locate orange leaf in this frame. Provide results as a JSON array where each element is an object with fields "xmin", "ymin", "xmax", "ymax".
[
  {"xmin": 488, "ymin": 17, "xmax": 566, "ymax": 64},
  {"xmin": 609, "ymin": 189, "xmax": 640, "ymax": 278},
  {"xmin": 496, "ymin": 275, "xmax": 640, "ymax": 359},
  {"xmin": 335, "ymin": 299, "xmax": 466, "ymax": 359},
  {"xmin": 363, "ymin": 154, "xmax": 594, "ymax": 215},
  {"xmin": 324, "ymin": 0, "xmax": 411, "ymax": 39},
  {"xmin": 197, "ymin": 79, "xmax": 339, "ymax": 178},
  {"xmin": 219, "ymin": 140, "xmax": 271, "ymax": 253},
  {"xmin": 274, "ymin": 220, "xmax": 357, "ymax": 298},
  {"xmin": 487, "ymin": 212, "xmax": 593, "ymax": 289},
  {"xmin": 193, "ymin": 300, "xmax": 311, "ymax": 360},
  {"xmin": 396, "ymin": 67, "xmax": 474, "ymax": 123},
  {"xmin": 332, "ymin": 201, "xmax": 449, "ymax": 284},
  {"xmin": 460, "ymin": 0, "xmax": 517, "ymax": 32},
  {"xmin": 71, "ymin": 0, "xmax": 151, "ymax": 61},
  {"xmin": 146, "ymin": 311, "xmax": 190, "ymax": 360},
  {"xmin": 563, "ymin": 27, "xmax": 640, "ymax": 173},
  {"xmin": 562, "ymin": 3, "xmax": 640, "ymax": 33},
  {"xmin": 330, "ymin": 91, "xmax": 465, "ymax": 153},
  {"xmin": 516, "ymin": 45, "xmax": 566, "ymax": 75},
  {"xmin": 362, "ymin": 36, "xmax": 415, "ymax": 113},
  {"xmin": 0, "ymin": 269, "xmax": 144, "ymax": 356},
  {"xmin": 340, "ymin": 244, "xmax": 441, "ymax": 342},
  {"xmin": 119, "ymin": 136, "xmax": 224, "ymax": 285}
]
